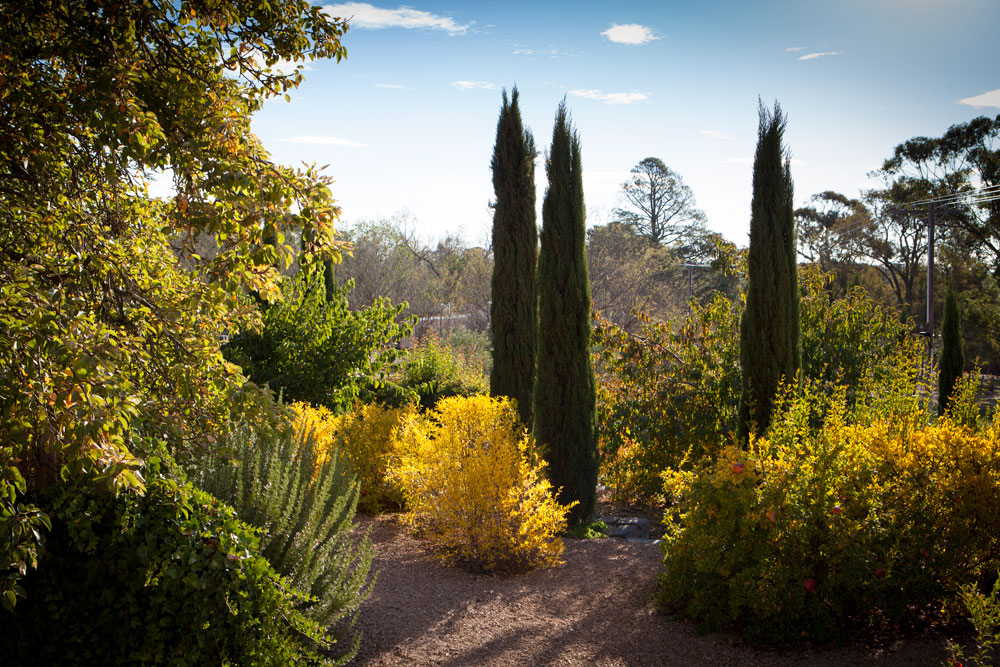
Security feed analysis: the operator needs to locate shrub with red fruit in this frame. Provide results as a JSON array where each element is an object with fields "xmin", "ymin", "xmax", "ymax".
[{"xmin": 660, "ymin": 372, "xmax": 1000, "ymax": 643}]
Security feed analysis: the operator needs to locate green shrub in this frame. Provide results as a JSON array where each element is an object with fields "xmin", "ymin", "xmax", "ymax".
[
  {"xmin": 189, "ymin": 417, "xmax": 373, "ymax": 646},
  {"xmin": 595, "ymin": 293, "xmax": 741, "ymax": 502},
  {"xmin": 224, "ymin": 263, "xmax": 412, "ymax": 414},
  {"xmin": 595, "ymin": 268, "xmax": 918, "ymax": 503},
  {"xmin": 379, "ymin": 335, "xmax": 488, "ymax": 410},
  {"xmin": 799, "ymin": 267, "xmax": 913, "ymax": 405},
  {"xmin": 949, "ymin": 572, "xmax": 1000, "ymax": 667},
  {"xmin": 6, "ymin": 454, "xmax": 337, "ymax": 665},
  {"xmin": 390, "ymin": 395, "xmax": 571, "ymax": 573},
  {"xmin": 660, "ymin": 377, "xmax": 1000, "ymax": 643}
]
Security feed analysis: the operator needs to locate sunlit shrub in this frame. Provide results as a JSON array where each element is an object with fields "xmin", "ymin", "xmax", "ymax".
[
  {"xmin": 390, "ymin": 395, "xmax": 571, "ymax": 573},
  {"xmin": 374, "ymin": 335, "xmax": 489, "ymax": 410},
  {"xmin": 290, "ymin": 401, "xmax": 342, "ymax": 470},
  {"xmin": 310, "ymin": 401, "xmax": 417, "ymax": 513},
  {"xmin": 660, "ymin": 379, "xmax": 1000, "ymax": 643}
]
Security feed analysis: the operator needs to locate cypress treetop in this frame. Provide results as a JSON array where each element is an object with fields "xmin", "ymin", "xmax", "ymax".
[
  {"xmin": 534, "ymin": 100, "xmax": 597, "ymax": 525},
  {"xmin": 737, "ymin": 101, "xmax": 799, "ymax": 443},
  {"xmin": 490, "ymin": 86, "xmax": 538, "ymax": 427}
]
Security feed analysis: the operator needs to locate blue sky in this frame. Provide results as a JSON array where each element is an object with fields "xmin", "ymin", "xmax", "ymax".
[{"xmin": 250, "ymin": 0, "xmax": 1000, "ymax": 246}]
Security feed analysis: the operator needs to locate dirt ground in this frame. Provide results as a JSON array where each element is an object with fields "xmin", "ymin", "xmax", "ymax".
[{"xmin": 350, "ymin": 513, "xmax": 956, "ymax": 666}]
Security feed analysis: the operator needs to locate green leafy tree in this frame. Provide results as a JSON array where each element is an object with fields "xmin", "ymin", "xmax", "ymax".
[
  {"xmin": 490, "ymin": 86, "xmax": 538, "ymax": 426},
  {"xmin": 738, "ymin": 101, "xmax": 799, "ymax": 443},
  {"xmin": 224, "ymin": 264, "xmax": 412, "ymax": 414},
  {"xmin": 880, "ymin": 115, "xmax": 1000, "ymax": 274},
  {"xmin": 939, "ymin": 287, "xmax": 965, "ymax": 415},
  {"xmin": 534, "ymin": 101, "xmax": 597, "ymax": 525},
  {"xmin": 1, "ymin": 0, "xmax": 348, "ymax": 613}
]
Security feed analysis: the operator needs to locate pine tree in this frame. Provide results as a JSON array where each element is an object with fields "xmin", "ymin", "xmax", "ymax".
[
  {"xmin": 490, "ymin": 87, "xmax": 538, "ymax": 427},
  {"xmin": 534, "ymin": 100, "xmax": 597, "ymax": 525},
  {"xmin": 938, "ymin": 287, "xmax": 965, "ymax": 415},
  {"xmin": 738, "ymin": 101, "xmax": 799, "ymax": 443}
]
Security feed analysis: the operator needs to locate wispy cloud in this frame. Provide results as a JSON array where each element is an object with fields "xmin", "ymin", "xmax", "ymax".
[
  {"xmin": 785, "ymin": 46, "xmax": 806, "ymax": 52},
  {"xmin": 451, "ymin": 80, "xmax": 495, "ymax": 90},
  {"xmin": 374, "ymin": 83, "xmax": 414, "ymax": 90},
  {"xmin": 957, "ymin": 88, "xmax": 1000, "ymax": 109},
  {"xmin": 281, "ymin": 135, "xmax": 368, "ymax": 148},
  {"xmin": 568, "ymin": 89, "xmax": 648, "ymax": 105},
  {"xmin": 512, "ymin": 45, "xmax": 576, "ymax": 58},
  {"xmin": 600, "ymin": 23, "xmax": 659, "ymax": 45},
  {"xmin": 701, "ymin": 129, "xmax": 735, "ymax": 141},
  {"xmin": 798, "ymin": 51, "xmax": 842, "ymax": 61},
  {"xmin": 324, "ymin": 3, "xmax": 470, "ymax": 34}
]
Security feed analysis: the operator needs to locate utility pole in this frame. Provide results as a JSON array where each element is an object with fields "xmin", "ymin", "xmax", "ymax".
[
  {"xmin": 681, "ymin": 263, "xmax": 710, "ymax": 305},
  {"xmin": 926, "ymin": 201, "xmax": 935, "ymax": 346},
  {"xmin": 890, "ymin": 202, "xmax": 957, "ymax": 354}
]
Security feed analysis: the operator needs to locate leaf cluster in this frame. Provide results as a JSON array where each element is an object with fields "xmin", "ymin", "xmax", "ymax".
[{"xmin": 5, "ymin": 452, "xmax": 341, "ymax": 665}]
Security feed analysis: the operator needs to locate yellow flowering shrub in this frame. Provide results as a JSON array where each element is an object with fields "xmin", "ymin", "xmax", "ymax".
[
  {"xmin": 334, "ymin": 402, "xmax": 418, "ymax": 513},
  {"xmin": 390, "ymin": 395, "xmax": 572, "ymax": 573},
  {"xmin": 289, "ymin": 401, "xmax": 341, "ymax": 469},
  {"xmin": 661, "ymin": 381, "xmax": 1000, "ymax": 643},
  {"xmin": 291, "ymin": 401, "xmax": 417, "ymax": 513}
]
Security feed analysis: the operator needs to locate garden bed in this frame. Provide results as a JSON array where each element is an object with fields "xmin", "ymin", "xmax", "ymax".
[{"xmin": 351, "ymin": 514, "xmax": 956, "ymax": 666}]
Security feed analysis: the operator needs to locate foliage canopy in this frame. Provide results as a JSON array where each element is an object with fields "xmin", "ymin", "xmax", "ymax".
[{"xmin": 1, "ymin": 0, "xmax": 352, "ymax": 622}]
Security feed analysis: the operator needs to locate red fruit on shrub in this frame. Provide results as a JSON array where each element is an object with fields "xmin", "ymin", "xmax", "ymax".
[
  {"xmin": 832, "ymin": 504, "xmax": 842, "ymax": 515},
  {"xmin": 803, "ymin": 578, "xmax": 817, "ymax": 593},
  {"xmin": 874, "ymin": 568, "xmax": 885, "ymax": 578},
  {"xmin": 732, "ymin": 462, "xmax": 745, "ymax": 474}
]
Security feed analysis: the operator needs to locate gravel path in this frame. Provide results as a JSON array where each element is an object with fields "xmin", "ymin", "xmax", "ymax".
[{"xmin": 351, "ymin": 514, "xmax": 954, "ymax": 666}]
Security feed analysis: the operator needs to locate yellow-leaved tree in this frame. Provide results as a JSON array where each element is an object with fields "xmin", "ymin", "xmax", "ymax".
[{"xmin": 1, "ymin": 0, "xmax": 348, "ymax": 613}]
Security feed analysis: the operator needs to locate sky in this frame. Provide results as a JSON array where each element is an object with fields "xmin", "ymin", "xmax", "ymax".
[{"xmin": 249, "ymin": 0, "xmax": 1000, "ymax": 247}]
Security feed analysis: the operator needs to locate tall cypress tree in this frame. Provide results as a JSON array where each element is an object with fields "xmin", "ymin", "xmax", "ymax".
[
  {"xmin": 938, "ymin": 287, "xmax": 965, "ymax": 415},
  {"xmin": 737, "ymin": 101, "xmax": 799, "ymax": 443},
  {"xmin": 534, "ymin": 100, "xmax": 597, "ymax": 525},
  {"xmin": 490, "ymin": 87, "xmax": 538, "ymax": 427}
]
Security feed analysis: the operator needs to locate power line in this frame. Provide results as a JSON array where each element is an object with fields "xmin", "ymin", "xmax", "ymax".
[
  {"xmin": 800, "ymin": 192, "xmax": 1000, "ymax": 242},
  {"xmin": 907, "ymin": 184, "xmax": 1000, "ymax": 205},
  {"xmin": 904, "ymin": 184, "xmax": 1000, "ymax": 207}
]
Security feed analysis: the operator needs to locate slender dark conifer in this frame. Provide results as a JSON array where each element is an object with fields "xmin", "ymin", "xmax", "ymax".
[
  {"xmin": 490, "ymin": 87, "xmax": 538, "ymax": 427},
  {"xmin": 534, "ymin": 100, "xmax": 597, "ymax": 524},
  {"xmin": 938, "ymin": 287, "xmax": 965, "ymax": 415},
  {"xmin": 737, "ymin": 101, "xmax": 799, "ymax": 443}
]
